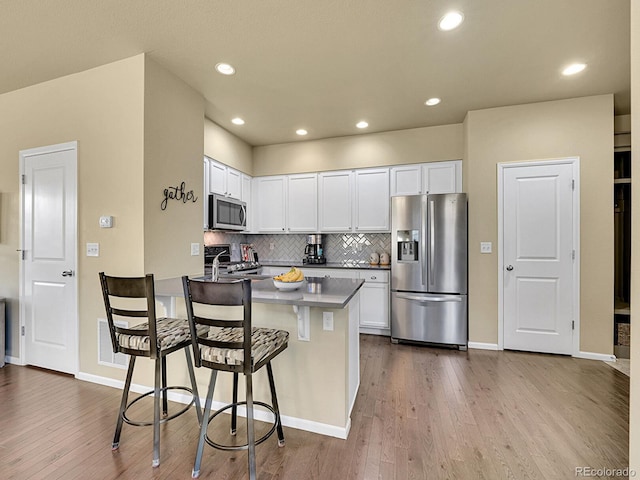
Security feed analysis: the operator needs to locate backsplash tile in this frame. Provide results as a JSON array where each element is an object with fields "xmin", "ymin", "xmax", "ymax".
[{"xmin": 205, "ymin": 232, "xmax": 391, "ymax": 264}]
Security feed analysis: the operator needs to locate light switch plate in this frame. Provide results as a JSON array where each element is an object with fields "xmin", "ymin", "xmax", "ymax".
[
  {"xmin": 323, "ymin": 312, "xmax": 334, "ymax": 331},
  {"xmin": 191, "ymin": 243, "xmax": 200, "ymax": 256},
  {"xmin": 86, "ymin": 243, "xmax": 99, "ymax": 257},
  {"xmin": 480, "ymin": 242, "xmax": 492, "ymax": 254}
]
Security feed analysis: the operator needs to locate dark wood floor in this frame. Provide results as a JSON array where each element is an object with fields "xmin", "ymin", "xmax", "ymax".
[{"xmin": 0, "ymin": 335, "xmax": 629, "ymax": 479}]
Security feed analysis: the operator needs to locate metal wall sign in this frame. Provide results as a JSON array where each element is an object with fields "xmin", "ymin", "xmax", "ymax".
[{"xmin": 161, "ymin": 182, "xmax": 198, "ymax": 210}]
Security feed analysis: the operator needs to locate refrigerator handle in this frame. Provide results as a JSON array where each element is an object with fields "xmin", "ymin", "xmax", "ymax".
[
  {"xmin": 396, "ymin": 293, "xmax": 463, "ymax": 303},
  {"xmin": 429, "ymin": 198, "xmax": 435, "ymax": 288},
  {"xmin": 421, "ymin": 195, "xmax": 427, "ymax": 286}
]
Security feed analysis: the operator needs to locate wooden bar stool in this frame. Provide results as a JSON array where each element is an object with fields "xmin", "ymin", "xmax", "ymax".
[
  {"xmin": 182, "ymin": 276, "xmax": 289, "ymax": 480},
  {"xmin": 99, "ymin": 272, "xmax": 205, "ymax": 467}
]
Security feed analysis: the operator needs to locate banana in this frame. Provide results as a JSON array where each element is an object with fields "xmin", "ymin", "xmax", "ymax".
[{"xmin": 274, "ymin": 267, "xmax": 304, "ymax": 282}]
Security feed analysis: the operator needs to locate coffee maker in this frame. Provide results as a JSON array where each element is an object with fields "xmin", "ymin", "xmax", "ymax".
[{"xmin": 303, "ymin": 234, "xmax": 326, "ymax": 264}]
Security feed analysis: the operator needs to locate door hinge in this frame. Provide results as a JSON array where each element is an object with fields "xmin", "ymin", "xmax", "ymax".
[
  {"xmin": 572, "ymin": 250, "xmax": 575, "ymax": 261},
  {"xmin": 572, "ymin": 320, "xmax": 575, "ymax": 330},
  {"xmin": 21, "ymin": 325, "xmax": 25, "ymax": 336},
  {"xmin": 571, "ymin": 179, "xmax": 575, "ymax": 190},
  {"xmin": 21, "ymin": 174, "xmax": 26, "ymax": 185}
]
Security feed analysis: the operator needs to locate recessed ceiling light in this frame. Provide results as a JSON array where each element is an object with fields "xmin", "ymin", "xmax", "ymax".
[
  {"xmin": 296, "ymin": 129, "xmax": 308, "ymax": 136},
  {"xmin": 356, "ymin": 121, "xmax": 369, "ymax": 129},
  {"xmin": 231, "ymin": 117, "xmax": 245, "ymax": 125},
  {"xmin": 425, "ymin": 98, "xmax": 441, "ymax": 106},
  {"xmin": 215, "ymin": 63, "xmax": 235, "ymax": 75},
  {"xmin": 562, "ymin": 63, "xmax": 587, "ymax": 76},
  {"xmin": 438, "ymin": 11, "xmax": 464, "ymax": 31}
]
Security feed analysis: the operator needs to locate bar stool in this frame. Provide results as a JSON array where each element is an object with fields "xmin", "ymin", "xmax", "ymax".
[
  {"xmin": 182, "ymin": 276, "xmax": 289, "ymax": 480},
  {"xmin": 99, "ymin": 272, "xmax": 205, "ymax": 467}
]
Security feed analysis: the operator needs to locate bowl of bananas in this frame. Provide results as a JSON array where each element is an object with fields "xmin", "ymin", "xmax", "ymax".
[{"xmin": 273, "ymin": 267, "xmax": 305, "ymax": 290}]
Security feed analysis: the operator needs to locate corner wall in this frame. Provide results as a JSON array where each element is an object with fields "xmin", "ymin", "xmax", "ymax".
[
  {"xmin": 143, "ymin": 57, "xmax": 204, "ymax": 279},
  {"xmin": 465, "ymin": 95, "xmax": 614, "ymax": 354}
]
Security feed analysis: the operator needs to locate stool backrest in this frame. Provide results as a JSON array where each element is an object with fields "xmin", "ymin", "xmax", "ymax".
[
  {"xmin": 182, "ymin": 277, "xmax": 252, "ymax": 374},
  {"xmin": 99, "ymin": 272, "xmax": 159, "ymax": 358}
]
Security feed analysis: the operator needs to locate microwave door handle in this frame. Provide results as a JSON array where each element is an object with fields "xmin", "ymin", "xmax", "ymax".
[{"xmin": 239, "ymin": 204, "xmax": 246, "ymax": 226}]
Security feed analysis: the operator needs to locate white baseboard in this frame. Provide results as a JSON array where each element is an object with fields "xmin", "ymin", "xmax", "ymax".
[
  {"xmin": 468, "ymin": 342, "xmax": 499, "ymax": 351},
  {"xmin": 76, "ymin": 371, "xmax": 350, "ymax": 440},
  {"xmin": 573, "ymin": 351, "xmax": 617, "ymax": 362},
  {"xmin": 5, "ymin": 355, "xmax": 23, "ymax": 365}
]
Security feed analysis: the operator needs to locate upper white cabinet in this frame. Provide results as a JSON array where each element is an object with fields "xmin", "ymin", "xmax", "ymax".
[
  {"xmin": 319, "ymin": 168, "xmax": 390, "ymax": 233},
  {"xmin": 207, "ymin": 157, "xmax": 243, "ymax": 199},
  {"xmin": 390, "ymin": 160, "xmax": 462, "ymax": 196},
  {"xmin": 254, "ymin": 176, "xmax": 287, "ymax": 232},
  {"xmin": 253, "ymin": 174, "xmax": 318, "ymax": 233},
  {"xmin": 354, "ymin": 168, "xmax": 389, "ymax": 232},
  {"xmin": 423, "ymin": 160, "xmax": 462, "ymax": 194},
  {"xmin": 287, "ymin": 173, "xmax": 318, "ymax": 232},
  {"xmin": 319, "ymin": 171, "xmax": 353, "ymax": 232}
]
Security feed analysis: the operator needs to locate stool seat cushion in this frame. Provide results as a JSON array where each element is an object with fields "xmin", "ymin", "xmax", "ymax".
[
  {"xmin": 200, "ymin": 327, "xmax": 289, "ymax": 367},
  {"xmin": 117, "ymin": 318, "xmax": 209, "ymax": 352}
]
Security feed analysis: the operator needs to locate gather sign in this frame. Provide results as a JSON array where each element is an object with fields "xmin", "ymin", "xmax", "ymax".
[{"xmin": 161, "ymin": 182, "xmax": 198, "ymax": 211}]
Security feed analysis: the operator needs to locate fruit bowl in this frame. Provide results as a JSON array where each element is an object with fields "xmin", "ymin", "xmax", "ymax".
[{"xmin": 273, "ymin": 279, "xmax": 304, "ymax": 291}]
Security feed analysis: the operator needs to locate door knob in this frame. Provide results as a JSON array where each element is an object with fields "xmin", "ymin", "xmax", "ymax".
[
  {"xmin": 62, "ymin": 270, "xmax": 74, "ymax": 277},
  {"xmin": 506, "ymin": 265, "xmax": 514, "ymax": 271}
]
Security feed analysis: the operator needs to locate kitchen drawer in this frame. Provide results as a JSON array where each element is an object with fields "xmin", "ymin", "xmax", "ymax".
[
  {"xmin": 358, "ymin": 271, "xmax": 389, "ymax": 283},
  {"xmin": 301, "ymin": 268, "xmax": 358, "ymax": 280}
]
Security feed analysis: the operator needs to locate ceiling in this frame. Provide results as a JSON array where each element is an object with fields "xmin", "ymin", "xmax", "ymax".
[{"xmin": 1, "ymin": 0, "xmax": 630, "ymax": 146}]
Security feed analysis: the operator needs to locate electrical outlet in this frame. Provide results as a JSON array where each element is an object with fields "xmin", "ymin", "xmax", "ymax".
[
  {"xmin": 323, "ymin": 312, "xmax": 334, "ymax": 331},
  {"xmin": 480, "ymin": 242, "xmax": 492, "ymax": 254},
  {"xmin": 86, "ymin": 243, "xmax": 99, "ymax": 257},
  {"xmin": 191, "ymin": 243, "xmax": 200, "ymax": 256}
]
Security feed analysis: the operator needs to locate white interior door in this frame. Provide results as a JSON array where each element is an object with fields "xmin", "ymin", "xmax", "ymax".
[
  {"xmin": 21, "ymin": 142, "xmax": 78, "ymax": 374},
  {"xmin": 501, "ymin": 160, "xmax": 576, "ymax": 355}
]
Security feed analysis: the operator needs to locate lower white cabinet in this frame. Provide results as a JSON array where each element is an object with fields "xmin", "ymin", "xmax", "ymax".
[{"xmin": 358, "ymin": 271, "xmax": 390, "ymax": 333}]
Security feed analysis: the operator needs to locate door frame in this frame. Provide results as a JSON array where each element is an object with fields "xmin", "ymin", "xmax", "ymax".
[
  {"xmin": 497, "ymin": 157, "xmax": 580, "ymax": 355},
  {"xmin": 18, "ymin": 141, "xmax": 79, "ymax": 373}
]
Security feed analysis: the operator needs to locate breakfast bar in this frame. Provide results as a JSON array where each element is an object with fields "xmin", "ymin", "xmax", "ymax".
[{"xmin": 155, "ymin": 275, "xmax": 364, "ymax": 439}]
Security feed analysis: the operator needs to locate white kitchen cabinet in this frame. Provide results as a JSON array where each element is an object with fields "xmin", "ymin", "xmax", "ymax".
[
  {"xmin": 203, "ymin": 158, "xmax": 210, "ymax": 230},
  {"xmin": 391, "ymin": 161, "xmax": 462, "ymax": 196},
  {"xmin": 354, "ymin": 168, "xmax": 389, "ymax": 231},
  {"xmin": 422, "ymin": 160, "xmax": 462, "ymax": 194},
  {"xmin": 287, "ymin": 173, "xmax": 318, "ymax": 232},
  {"xmin": 319, "ymin": 171, "xmax": 353, "ymax": 232},
  {"xmin": 300, "ymin": 268, "xmax": 358, "ymax": 280},
  {"xmin": 358, "ymin": 270, "xmax": 390, "ymax": 333},
  {"xmin": 241, "ymin": 173, "xmax": 252, "ymax": 231},
  {"xmin": 390, "ymin": 164, "xmax": 422, "ymax": 196},
  {"xmin": 254, "ymin": 176, "xmax": 287, "ymax": 232},
  {"xmin": 207, "ymin": 158, "xmax": 243, "ymax": 199}
]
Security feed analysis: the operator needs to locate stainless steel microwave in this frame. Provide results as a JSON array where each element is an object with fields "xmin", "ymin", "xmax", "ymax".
[{"xmin": 208, "ymin": 194, "xmax": 247, "ymax": 231}]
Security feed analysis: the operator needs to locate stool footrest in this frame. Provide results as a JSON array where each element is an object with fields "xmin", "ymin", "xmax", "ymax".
[
  {"xmin": 204, "ymin": 400, "xmax": 278, "ymax": 451},
  {"xmin": 122, "ymin": 386, "xmax": 197, "ymax": 427}
]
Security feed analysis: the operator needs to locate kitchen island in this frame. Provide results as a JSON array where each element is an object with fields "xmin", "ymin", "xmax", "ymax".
[{"xmin": 155, "ymin": 275, "xmax": 364, "ymax": 439}]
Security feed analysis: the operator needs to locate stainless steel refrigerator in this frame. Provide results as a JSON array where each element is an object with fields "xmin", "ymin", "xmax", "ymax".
[{"xmin": 390, "ymin": 193, "xmax": 468, "ymax": 348}]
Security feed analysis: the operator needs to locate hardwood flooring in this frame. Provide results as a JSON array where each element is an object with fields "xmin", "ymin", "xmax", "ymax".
[{"xmin": 0, "ymin": 335, "xmax": 629, "ymax": 479}]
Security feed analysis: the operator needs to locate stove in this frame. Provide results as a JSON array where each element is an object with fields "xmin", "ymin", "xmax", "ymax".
[{"xmin": 204, "ymin": 244, "xmax": 262, "ymax": 275}]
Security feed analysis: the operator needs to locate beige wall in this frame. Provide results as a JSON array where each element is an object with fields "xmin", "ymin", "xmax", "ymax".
[
  {"xmin": 143, "ymin": 57, "xmax": 204, "ymax": 279},
  {"xmin": 629, "ymin": 0, "xmax": 638, "ymax": 471},
  {"xmin": 0, "ymin": 55, "xmax": 146, "ymax": 367},
  {"xmin": 252, "ymin": 123, "xmax": 464, "ymax": 176},
  {"xmin": 204, "ymin": 118, "xmax": 253, "ymax": 175},
  {"xmin": 465, "ymin": 95, "xmax": 614, "ymax": 353}
]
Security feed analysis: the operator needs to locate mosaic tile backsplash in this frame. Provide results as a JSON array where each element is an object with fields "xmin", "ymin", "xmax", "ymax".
[{"xmin": 205, "ymin": 232, "xmax": 391, "ymax": 264}]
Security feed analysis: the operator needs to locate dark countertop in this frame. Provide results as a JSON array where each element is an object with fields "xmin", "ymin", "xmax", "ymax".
[
  {"xmin": 155, "ymin": 275, "xmax": 364, "ymax": 309},
  {"xmin": 261, "ymin": 260, "xmax": 390, "ymax": 271}
]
